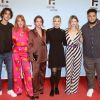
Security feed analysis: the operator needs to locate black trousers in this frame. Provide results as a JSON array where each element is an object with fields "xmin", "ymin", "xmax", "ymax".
[{"xmin": 84, "ymin": 57, "xmax": 100, "ymax": 89}]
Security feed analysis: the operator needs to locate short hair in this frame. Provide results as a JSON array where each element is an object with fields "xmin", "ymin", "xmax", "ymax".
[
  {"xmin": 53, "ymin": 15, "xmax": 61, "ymax": 21},
  {"xmin": 87, "ymin": 8, "xmax": 97, "ymax": 15},
  {"xmin": 34, "ymin": 15, "xmax": 44, "ymax": 25},
  {"xmin": 0, "ymin": 8, "xmax": 13, "ymax": 19}
]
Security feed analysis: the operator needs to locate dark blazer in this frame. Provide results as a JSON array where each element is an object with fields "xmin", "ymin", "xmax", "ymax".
[{"xmin": 28, "ymin": 28, "xmax": 47, "ymax": 63}]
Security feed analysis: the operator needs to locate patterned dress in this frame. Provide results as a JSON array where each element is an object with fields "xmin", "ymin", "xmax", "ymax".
[{"xmin": 65, "ymin": 30, "xmax": 82, "ymax": 94}]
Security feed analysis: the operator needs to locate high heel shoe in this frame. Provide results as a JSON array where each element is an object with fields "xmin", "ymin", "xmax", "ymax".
[
  {"xmin": 55, "ymin": 87, "xmax": 59, "ymax": 95},
  {"xmin": 50, "ymin": 89, "xmax": 54, "ymax": 96}
]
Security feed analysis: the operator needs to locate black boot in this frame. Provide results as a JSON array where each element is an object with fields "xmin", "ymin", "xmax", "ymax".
[
  {"xmin": 55, "ymin": 87, "xmax": 59, "ymax": 95},
  {"xmin": 55, "ymin": 70, "xmax": 61, "ymax": 95},
  {"xmin": 50, "ymin": 72, "xmax": 56, "ymax": 96},
  {"xmin": 50, "ymin": 89, "xmax": 54, "ymax": 96}
]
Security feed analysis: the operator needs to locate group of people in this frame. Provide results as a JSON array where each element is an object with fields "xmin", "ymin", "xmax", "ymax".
[{"xmin": 0, "ymin": 7, "xmax": 100, "ymax": 100}]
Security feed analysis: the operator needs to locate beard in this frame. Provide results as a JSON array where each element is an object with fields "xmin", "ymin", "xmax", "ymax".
[{"xmin": 88, "ymin": 19, "xmax": 97, "ymax": 25}]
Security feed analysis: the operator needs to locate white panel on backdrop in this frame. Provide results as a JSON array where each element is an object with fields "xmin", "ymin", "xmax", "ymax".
[{"xmin": 0, "ymin": 0, "xmax": 100, "ymax": 78}]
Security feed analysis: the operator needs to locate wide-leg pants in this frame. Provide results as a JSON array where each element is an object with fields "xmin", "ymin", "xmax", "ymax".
[
  {"xmin": 32, "ymin": 61, "xmax": 46, "ymax": 97},
  {"xmin": 65, "ymin": 46, "xmax": 82, "ymax": 94},
  {"xmin": 12, "ymin": 52, "xmax": 33, "ymax": 96}
]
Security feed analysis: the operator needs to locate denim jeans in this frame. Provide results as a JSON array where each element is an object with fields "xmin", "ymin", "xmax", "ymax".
[{"xmin": 0, "ymin": 52, "xmax": 13, "ymax": 90}]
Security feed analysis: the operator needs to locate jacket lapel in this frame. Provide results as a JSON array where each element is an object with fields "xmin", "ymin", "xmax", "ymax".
[{"xmin": 33, "ymin": 28, "xmax": 46, "ymax": 46}]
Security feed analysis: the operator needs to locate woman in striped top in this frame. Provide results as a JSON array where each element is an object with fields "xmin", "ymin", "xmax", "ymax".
[{"xmin": 65, "ymin": 15, "xmax": 83, "ymax": 95}]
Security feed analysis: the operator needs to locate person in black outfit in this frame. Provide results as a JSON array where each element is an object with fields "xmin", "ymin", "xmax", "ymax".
[
  {"xmin": 46, "ymin": 15, "xmax": 66, "ymax": 96},
  {"xmin": 0, "ymin": 8, "xmax": 17, "ymax": 97}
]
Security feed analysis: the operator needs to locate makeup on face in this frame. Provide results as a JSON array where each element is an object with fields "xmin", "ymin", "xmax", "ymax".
[{"xmin": 53, "ymin": 18, "xmax": 61, "ymax": 28}]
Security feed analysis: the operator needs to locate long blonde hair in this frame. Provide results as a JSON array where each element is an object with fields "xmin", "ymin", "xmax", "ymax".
[
  {"xmin": 13, "ymin": 15, "xmax": 29, "ymax": 32},
  {"xmin": 68, "ymin": 15, "xmax": 79, "ymax": 31}
]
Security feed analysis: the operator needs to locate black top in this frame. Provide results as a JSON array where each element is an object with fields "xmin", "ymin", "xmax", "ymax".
[
  {"xmin": 0, "ymin": 21, "xmax": 13, "ymax": 54},
  {"xmin": 81, "ymin": 19, "xmax": 100, "ymax": 58},
  {"xmin": 46, "ymin": 27, "xmax": 67, "ymax": 68}
]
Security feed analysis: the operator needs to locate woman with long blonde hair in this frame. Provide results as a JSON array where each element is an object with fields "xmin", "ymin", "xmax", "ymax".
[
  {"xmin": 12, "ymin": 15, "xmax": 35, "ymax": 100},
  {"xmin": 65, "ymin": 15, "xmax": 83, "ymax": 95}
]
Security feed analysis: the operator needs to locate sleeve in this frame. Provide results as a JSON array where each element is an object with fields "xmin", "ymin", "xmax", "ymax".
[
  {"xmin": 11, "ymin": 25, "xmax": 14, "ymax": 47},
  {"xmin": 46, "ymin": 29, "xmax": 49, "ymax": 44},
  {"xmin": 79, "ymin": 30, "xmax": 83, "ymax": 43},
  {"xmin": 63, "ymin": 30, "xmax": 67, "ymax": 46},
  {"xmin": 81, "ymin": 26, "xmax": 84, "ymax": 36},
  {"xmin": 81, "ymin": 26, "xmax": 84, "ymax": 41},
  {"xmin": 12, "ymin": 30, "xmax": 16, "ymax": 46},
  {"xmin": 28, "ymin": 31, "xmax": 34, "ymax": 61}
]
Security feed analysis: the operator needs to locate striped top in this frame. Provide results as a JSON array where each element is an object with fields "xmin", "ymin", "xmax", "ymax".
[{"xmin": 65, "ymin": 30, "xmax": 82, "ymax": 47}]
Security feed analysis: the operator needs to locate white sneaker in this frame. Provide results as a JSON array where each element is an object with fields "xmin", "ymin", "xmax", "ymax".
[
  {"xmin": 87, "ymin": 89, "xmax": 94, "ymax": 97},
  {"xmin": 0, "ymin": 90, "xmax": 2, "ymax": 95},
  {"xmin": 7, "ymin": 90, "xmax": 17, "ymax": 97}
]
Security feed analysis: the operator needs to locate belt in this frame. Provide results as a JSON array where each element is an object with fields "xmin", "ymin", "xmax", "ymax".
[{"xmin": 67, "ymin": 44, "xmax": 79, "ymax": 48}]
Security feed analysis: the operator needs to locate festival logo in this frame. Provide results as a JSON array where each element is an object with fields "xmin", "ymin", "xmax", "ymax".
[
  {"xmin": 47, "ymin": 0, "xmax": 58, "ymax": 11},
  {"xmin": 90, "ymin": 0, "xmax": 100, "ymax": 12},
  {"xmin": 0, "ymin": 0, "xmax": 9, "ymax": 8}
]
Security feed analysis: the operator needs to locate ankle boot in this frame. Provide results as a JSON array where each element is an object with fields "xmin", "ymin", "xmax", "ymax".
[
  {"xmin": 50, "ymin": 89, "xmax": 54, "ymax": 96},
  {"xmin": 55, "ymin": 87, "xmax": 59, "ymax": 95}
]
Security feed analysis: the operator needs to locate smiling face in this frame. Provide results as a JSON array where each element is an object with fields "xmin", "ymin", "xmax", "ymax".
[
  {"xmin": 2, "ymin": 10, "xmax": 11, "ymax": 22},
  {"xmin": 53, "ymin": 17, "xmax": 61, "ymax": 28},
  {"xmin": 34, "ymin": 18, "xmax": 43, "ymax": 28},
  {"xmin": 70, "ymin": 18, "xmax": 78, "ymax": 28},
  {"xmin": 87, "ymin": 12, "xmax": 97, "ymax": 24},
  {"xmin": 17, "ymin": 17, "xmax": 25, "ymax": 28}
]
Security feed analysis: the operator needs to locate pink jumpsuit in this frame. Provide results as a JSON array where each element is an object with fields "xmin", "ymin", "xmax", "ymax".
[{"xmin": 12, "ymin": 28, "xmax": 33, "ymax": 96}]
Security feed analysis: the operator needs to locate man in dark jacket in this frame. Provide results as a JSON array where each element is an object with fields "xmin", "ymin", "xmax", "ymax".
[{"xmin": 82, "ymin": 8, "xmax": 100, "ymax": 97}]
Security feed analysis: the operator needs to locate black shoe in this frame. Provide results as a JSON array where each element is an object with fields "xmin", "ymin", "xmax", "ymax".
[
  {"xmin": 50, "ymin": 89, "xmax": 54, "ymax": 96},
  {"xmin": 30, "ymin": 96, "xmax": 35, "ymax": 100},
  {"xmin": 39, "ymin": 89, "xmax": 44, "ymax": 94},
  {"xmin": 34, "ymin": 96, "xmax": 39, "ymax": 99},
  {"xmin": 40, "ymin": 92, "xmax": 44, "ymax": 94},
  {"xmin": 55, "ymin": 87, "xmax": 59, "ymax": 95},
  {"xmin": 17, "ymin": 93, "xmax": 22, "ymax": 96}
]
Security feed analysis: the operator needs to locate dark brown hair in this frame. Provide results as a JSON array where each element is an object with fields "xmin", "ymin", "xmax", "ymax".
[
  {"xmin": 87, "ymin": 8, "xmax": 97, "ymax": 15},
  {"xmin": 0, "ymin": 8, "xmax": 13, "ymax": 19},
  {"xmin": 34, "ymin": 15, "xmax": 44, "ymax": 25}
]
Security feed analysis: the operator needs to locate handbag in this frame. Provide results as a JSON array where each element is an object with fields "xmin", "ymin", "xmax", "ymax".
[{"xmin": 33, "ymin": 53, "xmax": 38, "ymax": 61}]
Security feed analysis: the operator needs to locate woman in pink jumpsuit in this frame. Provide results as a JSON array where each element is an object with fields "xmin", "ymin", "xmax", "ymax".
[{"xmin": 12, "ymin": 15, "xmax": 35, "ymax": 100}]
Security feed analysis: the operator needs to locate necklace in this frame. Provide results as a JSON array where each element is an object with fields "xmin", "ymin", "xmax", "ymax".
[{"xmin": 19, "ymin": 32, "xmax": 24, "ymax": 37}]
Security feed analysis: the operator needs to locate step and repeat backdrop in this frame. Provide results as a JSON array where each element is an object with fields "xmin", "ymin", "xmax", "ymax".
[{"xmin": 0, "ymin": 0, "xmax": 100, "ymax": 78}]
